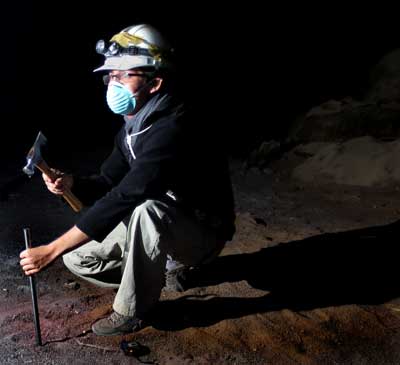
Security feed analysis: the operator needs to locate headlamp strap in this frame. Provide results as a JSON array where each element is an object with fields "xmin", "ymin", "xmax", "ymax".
[{"xmin": 110, "ymin": 32, "xmax": 161, "ymax": 58}]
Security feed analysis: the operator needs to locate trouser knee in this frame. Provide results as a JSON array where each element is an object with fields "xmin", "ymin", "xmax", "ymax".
[
  {"xmin": 62, "ymin": 252, "xmax": 79, "ymax": 274},
  {"xmin": 125, "ymin": 199, "xmax": 170, "ymax": 256}
]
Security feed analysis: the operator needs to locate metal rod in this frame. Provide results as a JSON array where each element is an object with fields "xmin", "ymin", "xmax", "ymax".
[{"xmin": 23, "ymin": 228, "xmax": 42, "ymax": 346}]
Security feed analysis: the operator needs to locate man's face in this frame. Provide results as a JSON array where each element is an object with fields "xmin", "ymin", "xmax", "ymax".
[{"xmin": 108, "ymin": 69, "xmax": 151, "ymax": 114}]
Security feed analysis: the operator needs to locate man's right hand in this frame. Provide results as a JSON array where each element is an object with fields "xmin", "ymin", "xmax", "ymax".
[{"xmin": 42, "ymin": 169, "xmax": 74, "ymax": 195}]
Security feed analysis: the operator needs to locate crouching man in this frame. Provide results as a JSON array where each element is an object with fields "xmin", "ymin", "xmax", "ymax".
[{"xmin": 20, "ymin": 24, "xmax": 235, "ymax": 336}]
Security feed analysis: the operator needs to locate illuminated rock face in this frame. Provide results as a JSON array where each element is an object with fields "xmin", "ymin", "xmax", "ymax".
[{"xmin": 292, "ymin": 136, "xmax": 400, "ymax": 187}]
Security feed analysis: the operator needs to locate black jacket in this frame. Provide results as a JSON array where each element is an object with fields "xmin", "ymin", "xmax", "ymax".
[{"xmin": 73, "ymin": 93, "xmax": 235, "ymax": 243}]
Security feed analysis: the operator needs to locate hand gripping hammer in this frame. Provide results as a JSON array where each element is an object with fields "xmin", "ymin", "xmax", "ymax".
[{"xmin": 22, "ymin": 132, "xmax": 83, "ymax": 212}]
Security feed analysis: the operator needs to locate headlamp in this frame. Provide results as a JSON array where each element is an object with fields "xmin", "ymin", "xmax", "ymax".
[
  {"xmin": 95, "ymin": 39, "xmax": 106, "ymax": 55},
  {"xmin": 95, "ymin": 39, "xmax": 153, "ymax": 58}
]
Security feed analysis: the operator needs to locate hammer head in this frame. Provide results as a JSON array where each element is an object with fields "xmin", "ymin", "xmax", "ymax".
[{"xmin": 23, "ymin": 132, "xmax": 48, "ymax": 176}]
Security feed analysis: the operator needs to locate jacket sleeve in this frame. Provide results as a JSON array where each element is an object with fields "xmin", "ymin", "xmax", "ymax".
[
  {"xmin": 76, "ymin": 122, "xmax": 179, "ymax": 242},
  {"xmin": 71, "ymin": 131, "xmax": 130, "ymax": 206}
]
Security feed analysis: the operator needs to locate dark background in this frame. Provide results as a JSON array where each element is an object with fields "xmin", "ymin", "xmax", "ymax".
[{"xmin": 1, "ymin": 2, "xmax": 398, "ymax": 163}]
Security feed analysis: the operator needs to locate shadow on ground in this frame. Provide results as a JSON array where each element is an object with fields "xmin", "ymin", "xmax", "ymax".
[{"xmin": 153, "ymin": 220, "xmax": 400, "ymax": 330}]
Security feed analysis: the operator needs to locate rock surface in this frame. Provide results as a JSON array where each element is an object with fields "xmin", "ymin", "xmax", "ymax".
[{"xmin": 1, "ymin": 154, "xmax": 399, "ymax": 364}]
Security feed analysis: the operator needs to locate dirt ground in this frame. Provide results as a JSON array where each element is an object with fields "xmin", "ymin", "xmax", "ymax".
[{"xmin": 1, "ymin": 153, "xmax": 400, "ymax": 364}]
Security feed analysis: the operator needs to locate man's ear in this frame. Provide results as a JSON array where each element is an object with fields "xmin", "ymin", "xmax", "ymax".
[{"xmin": 149, "ymin": 77, "xmax": 163, "ymax": 94}]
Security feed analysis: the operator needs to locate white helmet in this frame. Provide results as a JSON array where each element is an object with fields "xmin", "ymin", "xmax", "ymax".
[{"xmin": 94, "ymin": 24, "xmax": 173, "ymax": 72}]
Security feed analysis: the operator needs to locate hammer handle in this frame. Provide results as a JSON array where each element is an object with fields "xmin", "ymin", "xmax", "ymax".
[{"xmin": 36, "ymin": 160, "xmax": 83, "ymax": 213}]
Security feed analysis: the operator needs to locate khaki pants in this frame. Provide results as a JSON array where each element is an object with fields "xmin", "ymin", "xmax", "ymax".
[{"xmin": 63, "ymin": 199, "xmax": 223, "ymax": 317}]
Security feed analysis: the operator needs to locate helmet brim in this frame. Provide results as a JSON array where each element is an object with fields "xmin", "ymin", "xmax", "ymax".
[{"xmin": 93, "ymin": 55, "xmax": 157, "ymax": 72}]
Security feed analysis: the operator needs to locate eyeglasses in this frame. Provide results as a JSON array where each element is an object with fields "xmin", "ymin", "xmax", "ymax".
[{"xmin": 102, "ymin": 72, "xmax": 147, "ymax": 85}]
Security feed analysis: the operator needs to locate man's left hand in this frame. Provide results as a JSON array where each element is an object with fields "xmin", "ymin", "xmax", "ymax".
[{"xmin": 20, "ymin": 244, "xmax": 57, "ymax": 276}]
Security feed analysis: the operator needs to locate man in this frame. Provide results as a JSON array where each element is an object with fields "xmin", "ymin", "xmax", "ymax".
[{"xmin": 20, "ymin": 24, "xmax": 235, "ymax": 336}]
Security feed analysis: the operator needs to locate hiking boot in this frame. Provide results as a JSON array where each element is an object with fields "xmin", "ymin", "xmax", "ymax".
[{"xmin": 92, "ymin": 311, "xmax": 145, "ymax": 336}]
